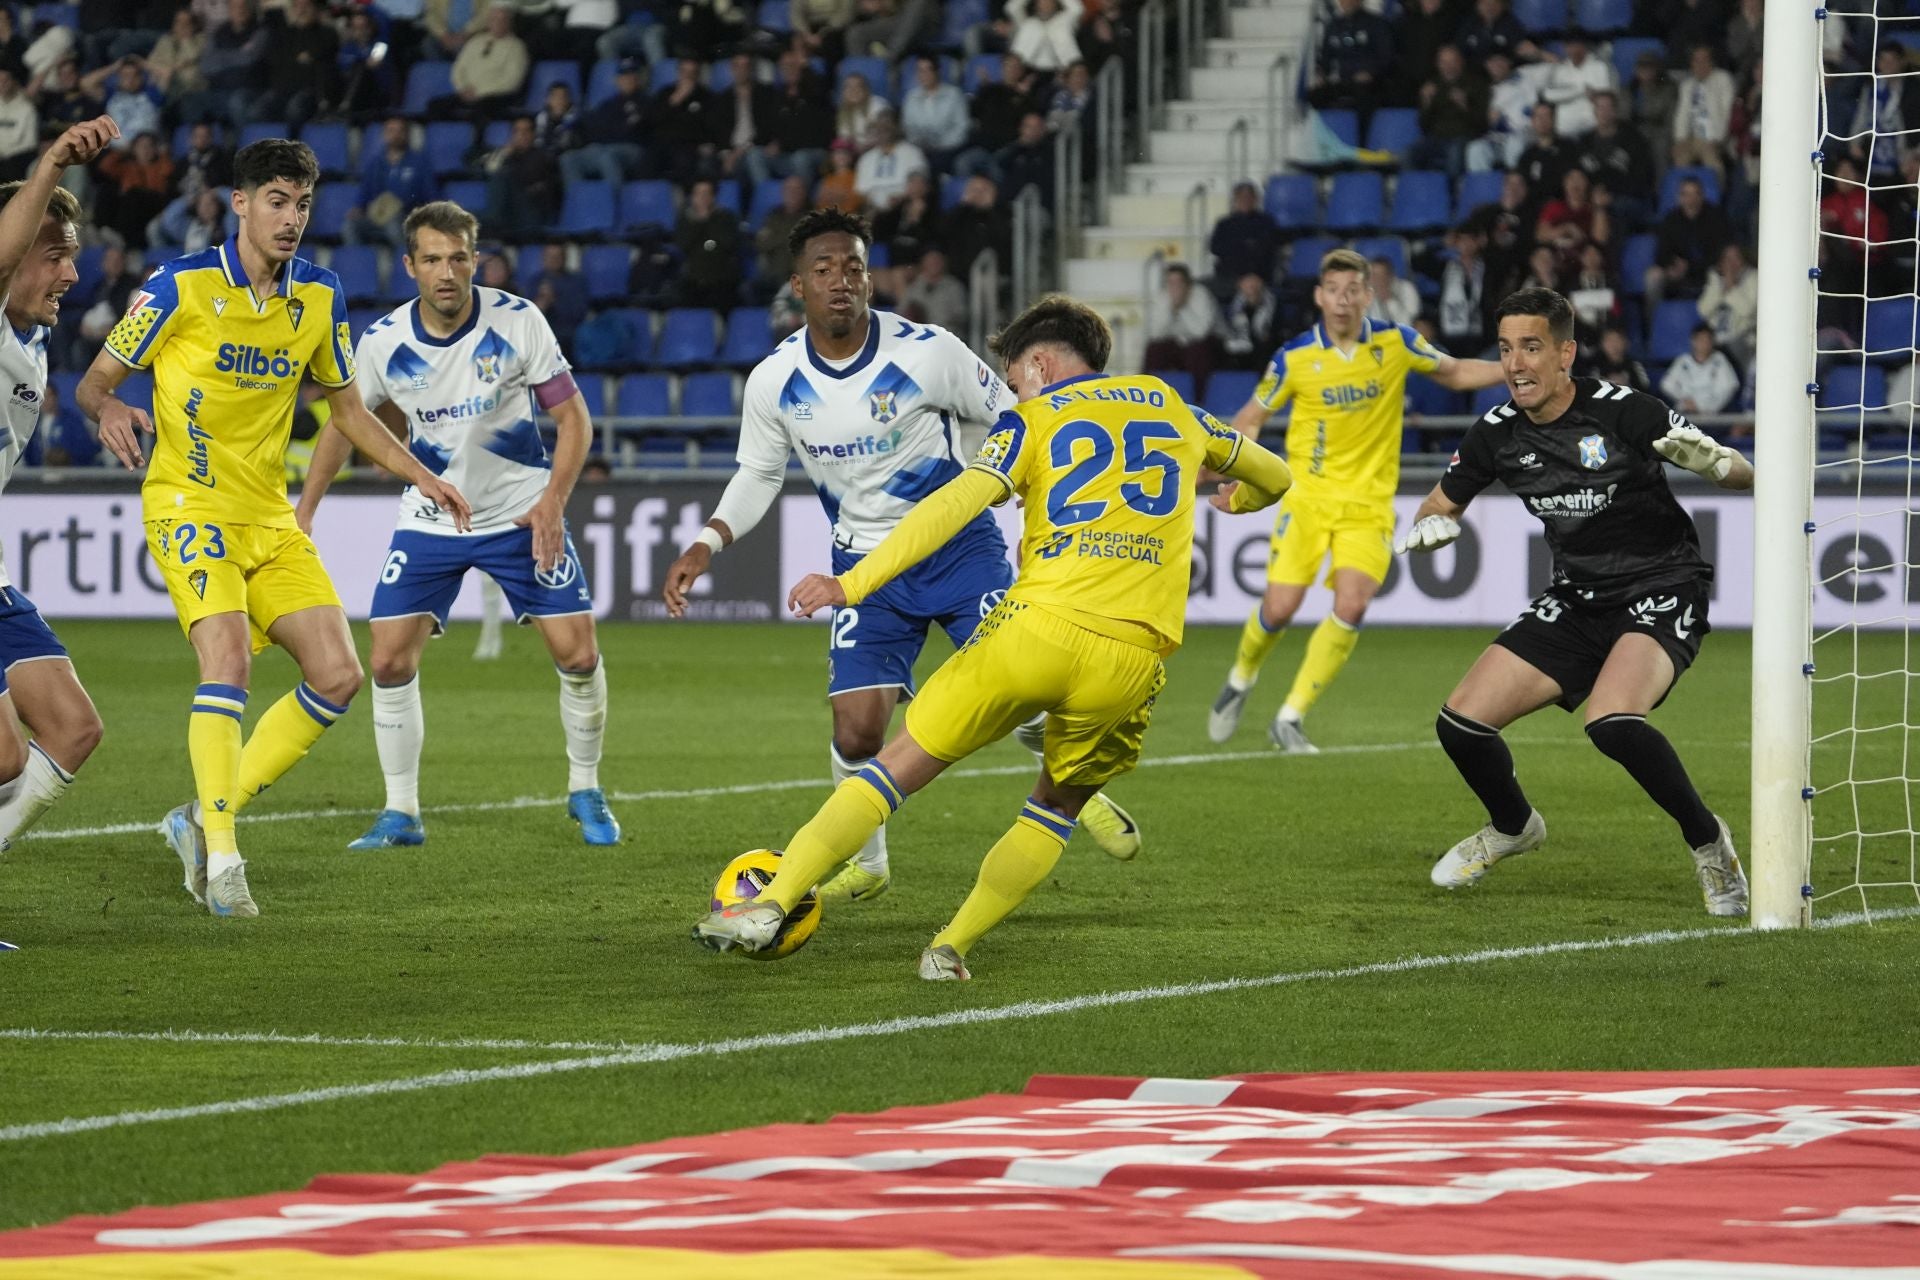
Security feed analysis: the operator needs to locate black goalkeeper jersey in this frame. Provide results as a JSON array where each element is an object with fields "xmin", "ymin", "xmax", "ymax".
[{"xmin": 1439, "ymin": 377, "xmax": 1712, "ymax": 606}]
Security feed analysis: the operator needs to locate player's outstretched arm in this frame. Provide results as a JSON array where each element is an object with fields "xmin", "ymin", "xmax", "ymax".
[
  {"xmin": 1208, "ymin": 436, "xmax": 1294, "ymax": 515},
  {"xmin": 0, "ymin": 116, "xmax": 116, "ymax": 299},
  {"xmin": 77, "ymin": 348, "xmax": 150, "ymax": 470},
  {"xmin": 1229, "ymin": 396, "xmax": 1273, "ymax": 442},
  {"xmin": 1430, "ymin": 354, "xmax": 1506, "ymax": 391},
  {"xmin": 1395, "ymin": 484, "xmax": 1468, "ymax": 554},
  {"xmin": 322, "ymin": 383, "xmax": 473, "ymax": 531},
  {"xmin": 788, "ymin": 469, "xmax": 1004, "ymax": 618},
  {"xmin": 514, "ymin": 391, "xmax": 591, "ymax": 572},
  {"xmin": 1653, "ymin": 424, "xmax": 1753, "ymax": 491}
]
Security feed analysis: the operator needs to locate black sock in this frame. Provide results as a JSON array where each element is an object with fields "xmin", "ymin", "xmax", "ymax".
[
  {"xmin": 1435, "ymin": 706, "xmax": 1532, "ymax": 836},
  {"xmin": 1585, "ymin": 713, "xmax": 1720, "ymax": 848}
]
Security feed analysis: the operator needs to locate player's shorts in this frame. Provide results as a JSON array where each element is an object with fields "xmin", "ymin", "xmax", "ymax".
[
  {"xmin": 827, "ymin": 525, "xmax": 1014, "ymax": 698},
  {"xmin": 369, "ymin": 526, "xmax": 593, "ymax": 633},
  {"xmin": 146, "ymin": 520, "xmax": 342, "ymax": 653},
  {"xmin": 0, "ymin": 587, "xmax": 68, "ymax": 697},
  {"xmin": 1266, "ymin": 491, "xmax": 1395, "ymax": 588},
  {"xmin": 1493, "ymin": 578, "xmax": 1712, "ymax": 712},
  {"xmin": 905, "ymin": 598, "xmax": 1167, "ymax": 788}
]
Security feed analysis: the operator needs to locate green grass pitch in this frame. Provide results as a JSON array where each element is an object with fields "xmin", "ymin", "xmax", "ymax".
[{"xmin": 0, "ymin": 618, "xmax": 1915, "ymax": 1230}]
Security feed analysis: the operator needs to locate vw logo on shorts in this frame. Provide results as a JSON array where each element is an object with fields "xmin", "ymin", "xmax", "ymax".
[
  {"xmin": 979, "ymin": 589, "xmax": 1006, "ymax": 618},
  {"xmin": 537, "ymin": 554, "xmax": 580, "ymax": 590}
]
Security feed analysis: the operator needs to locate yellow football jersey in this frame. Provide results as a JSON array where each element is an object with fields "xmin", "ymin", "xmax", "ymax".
[
  {"xmin": 1252, "ymin": 318, "xmax": 1440, "ymax": 506},
  {"xmin": 971, "ymin": 372, "xmax": 1246, "ymax": 653},
  {"xmin": 105, "ymin": 238, "xmax": 356, "ymax": 529}
]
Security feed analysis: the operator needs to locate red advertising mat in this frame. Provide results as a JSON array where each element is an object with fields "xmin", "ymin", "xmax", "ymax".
[{"xmin": 5, "ymin": 1068, "xmax": 1919, "ymax": 1278}]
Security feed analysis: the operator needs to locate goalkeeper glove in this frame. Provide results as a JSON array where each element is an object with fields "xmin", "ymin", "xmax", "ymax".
[
  {"xmin": 1652, "ymin": 424, "xmax": 1736, "ymax": 482},
  {"xmin": 1394, "ymin": 514, "xmax": 1462, "ymax": 555}
]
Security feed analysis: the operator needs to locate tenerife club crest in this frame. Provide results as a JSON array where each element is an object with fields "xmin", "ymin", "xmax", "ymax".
[
  {"xmin": 869, "ymin": 389, "xmax": 899, "ymax": 424},
  {"xmin": 1578, "ymin": 434, "xmax": 1609, "ymax": 469},
  {"xmin": 472, "ymin": 328, "xmax": 516, "ymax": 386}
]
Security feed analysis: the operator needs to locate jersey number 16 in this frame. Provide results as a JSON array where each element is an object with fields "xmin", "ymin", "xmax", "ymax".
[{"xmin": 1045, "ymin": 419, "xmax": 1183, "ymax": 528}]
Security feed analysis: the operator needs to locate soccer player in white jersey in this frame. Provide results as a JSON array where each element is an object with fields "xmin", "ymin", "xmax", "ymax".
[
  {"xmin": 0, "ymin": 117, "xmax": 118, "ymax": 951},
  {"xmin": 298, "ymin": 201, "xmax": 618, "ymax": 848},
  {"xmin": 663, "ymin": 209, "xmax": 1140, "ymax": 900}
]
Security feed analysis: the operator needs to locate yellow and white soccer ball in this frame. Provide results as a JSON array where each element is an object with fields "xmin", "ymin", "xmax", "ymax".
[{"xmin": 709, "ymin": 848, "xmax": 821, "ymax": 961}]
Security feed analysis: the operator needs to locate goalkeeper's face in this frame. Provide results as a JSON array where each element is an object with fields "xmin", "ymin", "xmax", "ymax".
[
  {"xmin": 1496, "ymin": 314, "xmax": 1577, "ymax": 415},
  {"xmin": 404, "ymin": 226, "xmax": 477, "ymax": 324}
]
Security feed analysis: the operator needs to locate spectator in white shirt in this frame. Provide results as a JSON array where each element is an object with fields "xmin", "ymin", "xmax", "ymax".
[
  {"xmin": 1467, "ymin": 50, "xmax": 1541, "ymax": 171},
  {"xmin": 1662, "ymin": 323, "xmax": 1741, "ymax": 414},
  {"xmin": 1009, "ymin": 0, "xmax": 1083, "ymax": 73},
  {"xmin": 1539, "ymin": 35, "xmax": 1615, "ymax": 137},
  {"xmin": 1366, "ymin": 256, "xmax": 1420, "ymax": 328},
  {"xmin": 1696, "ymin": 242, "xmax": 1757, "ymax": 369},
  {"xmin": 1671, "ymin": 44, "xmax": 1736, "ymax": 177},
  {"xmin": 900, "ymin": 54, "xmax": 968, "ymax": 163},
  {"xmin": 853, "ymin": 115, "xmax": 928, "ymax": 209},
  {"xmin": 1144, "ymin": 262, "xmax": 1222, "ymax": 390}
]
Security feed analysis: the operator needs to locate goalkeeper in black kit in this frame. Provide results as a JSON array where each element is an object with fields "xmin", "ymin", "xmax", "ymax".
[{"xmin": 1397, "ymin": 288, "xmax": 1754, "ymax": 916}]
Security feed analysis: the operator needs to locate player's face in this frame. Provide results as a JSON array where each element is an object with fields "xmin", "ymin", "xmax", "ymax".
[
  {"xmin": 1314, "ymin": 269, "xmax": 1369, "ymax": 341},
  {"xmin": 793, "ymin": 232, "xmax": 871, "ymax": 341},
  {"xmin": 1496, "ymin": 314, "xmax": 1577, "ymax": 413},
  {"xmin": 405, "ymin": 226, "xmax": 477, "ymax": 322},
  {"xmin": 5, "ymin": 217, "xmax": 78, "ymax": 330},
  {"xmin": 233, "ymin": 179, "xmax": 312, "ymax": 269}
]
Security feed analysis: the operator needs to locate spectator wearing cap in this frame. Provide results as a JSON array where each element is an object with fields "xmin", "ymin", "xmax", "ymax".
[
  {"xmin": 1308, "ymin": 0, "xmax": 1394, "ymax": 126},
  {"xmin": 563, "ymin": 55, "xmax": 648, "ymax": 188},
  {"xmin": 853, "ymin": 115, "xmax": 928, "ymax": 210},
  {"xmin": 1412, "ymin": 43, "xmax": 1485, "ymax": 178},
  {"xmin": 1144, "ymin": 263, "xmax": 1221, "ymax": 395},
  {"xmin": 754, "ymin": 47, "xmax": 832, "ymax": 188},
  {"xmin": 1661, "ymin": 324, "xmax": 1740, "ymax": 415},
  {"xmin": 1009, "ymin": 0, "xmax": 1082, "ymax": 73},
  {"xmin": 715, "ymin": 52, "xmax": 776, "ymax": 181},
  {"xmin": 901, "ymin": 55, "xmax": 969, "ymax": 170},
  {"xmin": 647, "ymin": 56, "xmax": 717, "ymax": 185},
  {"xmin": 534, "ymin": 80, "xmax": 582, "ymax": 154},
  {"xmin": 1539, "ymin": 35, "xmax": 1613, "ymax": 137},
  {"xmin": 1671, "ymin": 44, "xmax": 1735, "ymax": 178},
  {"xmin": 443, "ymin": 2, "xmax": 529, "ymax": 123},
  {"xmin": 0, "ymin": 68, "xmax": 35, "ymax": 184},
  {"xmin": 1208, "ymin": 181, "xmax": 1279, "ymax": 290},
  {"xmin": 346, "ymin": 117, "xmax": 437, "ymax": 251}
]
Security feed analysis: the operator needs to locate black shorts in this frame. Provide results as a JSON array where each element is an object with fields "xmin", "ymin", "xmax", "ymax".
[{"xmin": 1493, "ymin": 579, "xmax": 1711, "ymax": 712}]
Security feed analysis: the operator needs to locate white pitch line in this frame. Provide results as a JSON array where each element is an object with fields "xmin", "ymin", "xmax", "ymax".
[
  {"xmin": 26, "ymin": 741, "xmax": 1436, "ymax": 843},
  {"xmin": 0, "ymin": 1028, "xmax": 637, "ymax": 1053},
  {"xmin": 5, "ymin": 908, "xmax": 1911, "ymax": 1144}
]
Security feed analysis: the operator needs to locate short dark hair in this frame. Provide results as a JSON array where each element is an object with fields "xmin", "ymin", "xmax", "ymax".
[
  {"xmin": 232, "ymin": 138, "xmax": 320, "ymax": 193},
  {"xmin": 1494, "ymin": 286, "xmax": 1576, "ymax": 344},
  {"xmin": 989, "ymin": 294, "xmax": 1113, "ymax": 372},
  {"xmin": 404, "ymin": 200, "xmax": 480, "ymax": 255},
  {"xmin": 1164, "ymin": 262, "xmax": 1192, "ymax": 283},
  {"xmin": 787, "ymin": 207, "xmax": 871, "ymax": 265}
]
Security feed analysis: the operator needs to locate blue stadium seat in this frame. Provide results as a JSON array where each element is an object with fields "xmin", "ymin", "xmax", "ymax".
[
  {"xmin": 720, "ymin": 307, "xmax": 775, "ymax": 367},
  {"xmin": 586, "ymin": 58, "xmax": 621, "ymax": 107},
  {"xmin": 1149, "ymin": 370, "xmax": 1197, "ymax": 402},
  {"xmin": 1203, "ymin": 369, "xmax": 1260, "ymax": 419},
  {"xmin": 650, "ymin": 61, "xmax": 680, "ymax": 94},
  {"xmin": 1265, "ymin": 173, "xmax": 1319, "ymax": 229},
  {"xmin": 170, "ymin": 123, "xmax": 201, "ymax": 158},
  {"xmin": 481, "ymin": 119, "xmax": 512, "ymax": 151},
  {"xmin": 1575, "ymin": 0, "xmax": 1633, "ymax": 32},
  {"xmin": 239, "ymin": 121, "xmax": 289, "ymax": 151},
  {"xmin": 514, "ymin": 249, "xmax": 548, "ymax": 296},
  {"xmin": 581, "ymin": 245, "xmax": 634, "ymax": 303},
  {"xmin": 617, "ymin": 371, "xmax": 672, "ymax": 417},
  {"xmin": 655, "ymin": 309, "xmax": 719, "ymax": 367},
  {"xmin": 837, "ymin": 55, "xmax": 889, "ymax": 93},
  {"xmin": 1318, "ymin": 109, "xmax": 1360, "ymax": 149},
  {"xmin": 1453, "ymin": 169, "xmax": 1505, "ymax": 222},
  {"xmin": 964, "ymin": 54, "xmax": 1001, "ymax": 91},
  {"xmin": 1352, "ymin": 235, "xmax": 1408, "ymax": 279},
  {"xmin": 620, "ymin": 180, "xmax": 677, "ymax": 235},
  {"xmin": 1285, "ymin": 235, "xmax": 1341, "ymax": 280},
  {"xmin": 424, "ymin": 121, "xmax": 473, "ymax": 176},
  {"xmin": 758, "ymin": 0, "xmax": 793, "ymax": 32},
  {"xmin": 302, "ymin": 121, "xmax": 351, "ymax": 176},
  {"xmin": 680, "ymin": 371, "xmax": 737, "ymax": 417},
  {"xmin": 403, "ymin": 62, "xmax": 454, "ymax": 115},
  {"xmin": 328, "ymin": 245, "xmax": 382, "ymax": 300},
  {"xmin": 308, "ymin": 183, "xmax": 354, "ymax": 241},
  {"xmin": 1364, "ymin": 109, "xmax": 1421, "ymax": 160},
  {"xmin": 559, "ymin": 182, "xmax": 617, "ymax": 238},
  {"xmin": 1820, "ymin": 364, "xmax": 1891, "ymax": 410},
  {"xmin": 524, "ymin": 60, "xmax": 583, "ymax": 113},
  {"xmin": 1659, "ymin": 166, "xmax": 1722, "ymax": 212},
  {"xmin": 1616, "ymin": 233, "xmax": 1656, "ymax": 296},
  {"xmin": 574, "ymin": 374, "xmax": 608, "ymax": 419},
  {"xmin": 1609, "ymin": 38, "xmax": 1665, "ymax": 86},
  {"xmin": 72, "ymin": 243, "xmax": 105, "ymax": 302},
  {"xmin": 747, "ymin": 179, "xmax": 787, "ymax": 229},
  {"xmin": 1386, "ymin": 170, "xmax": 1449, "ymax": 232},
  {"xmin": 1325, "ymin": 171, "xmax": 1384, "ymax": 232},
  {"xmin": 1472, "ymin": 383, "xmax": 1510, "ymax": 415},
  {"xmin": 443, "ymin": 179, "xmax": 485, "ymax": 211},
  {"xmin": 34, "ymin": 3, "xmax": 78, "ymax": 30},
  {"xmin": 1866, "ymin": 297, "xmax": 1917, "ymax": 361},
  {"xmin": 1512, "ymin": 0, "xmax": 1566, "ymax": 33},
  {"xmin": 1649, "ymin": 300, "xmax": 1701, "ymax": 362},
  {"xmin": 714, "ymin": 179, "xmax": 743, "ymax": 217},
  {"xmin": 1406, "ymin": 374, "xmax": 1463, "ymax": 417},
  {"xmin": 577, "ymin": 307, "xmax": 653, "ymax": 370},
  {"xmin": 941, "ymin": 174, "xmax": 970, "ymax": 208}
]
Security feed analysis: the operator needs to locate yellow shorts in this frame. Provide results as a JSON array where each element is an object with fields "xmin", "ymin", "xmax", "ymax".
[
  {"xmin": 1266, "ymin": 492, "xmax": 1395, "ymax": 588},
  {"xmin": 904, "ymin": 600, "xmax": 1166, "ymax": 788},
  {"xmin": 146, "ymin": 520, "xmax": 343, "ymax": 653}
]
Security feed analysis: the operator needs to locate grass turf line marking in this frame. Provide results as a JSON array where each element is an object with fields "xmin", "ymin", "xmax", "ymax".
[
  {"xmin": 0, "ymin": 1028, "xmax": 639, "ymax": 1053},
  {"xmin": 5, "ymin": 907, "xmax": 1912, "ymax": 1145},
  {"xmin": 28, "ymin": 741, "xmax": 1437, "ymax": 842}
]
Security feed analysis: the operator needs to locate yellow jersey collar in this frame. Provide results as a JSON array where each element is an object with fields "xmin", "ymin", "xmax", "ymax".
[
  {"xmin": 219, "ymin": 237, "xmax": 293, "ymax": 300},
  {"xmin": 1314, "ymin": 317, "xmax": 1373, "ymax": 359}
]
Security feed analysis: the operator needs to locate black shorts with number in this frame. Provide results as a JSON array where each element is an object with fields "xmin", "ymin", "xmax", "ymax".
[{"xmin": 1493, "ymin": 578, "xmax": 1711, "ymax": 712}]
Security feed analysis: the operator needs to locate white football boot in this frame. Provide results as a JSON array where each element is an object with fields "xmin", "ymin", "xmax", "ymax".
[
  {"xmin": 918, "ymin": 944, "xmax": 970, "ymax": 981},
  {"xmin": 691, "ymin": 900, "xmax": 785, "ymax": 953},
  {"xmin": 206, "ymin": 861, "xmax": 259, "ymax": 918},
  {"xmin": 1268, "ymin": 712, "xmax": 1320, "ymax": 755},
  {"xmin": 1690, "ymin": 816, "xmax": 1749, "ymax": 918},
  {"xmin": 1208, "ymin": 681, "xmax": 1252, "ymax": 743},
  {"xmin": 1430, "ymin": 809, "xmax": 1547, "ymax": 888},
  {"xmin": 160, "ymin": 802, "xmax": 208, "ymax": 905}
]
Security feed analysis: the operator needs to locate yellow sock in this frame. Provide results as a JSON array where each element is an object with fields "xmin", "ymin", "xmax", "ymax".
[
  {"xmin": 233, "ymin": 683, "xmax": 349, "ymax": 812},
  {"xmin": 1230, "ymin": 608, "xmax": 1286, "ymax": 688},
  {"xmin": 932, "ymin": 801, "xmax": 1072, "ymax": 957},
  {"xmin": 189, "ymin": 683, "xmax": 247, "ymax": 858},
  {"xmin": 767, "ymin": 765, "xmax": 899, "ymax": 912},
  {"xmin": 1282, "ymin": 614, "xmax": 1361, "ymax": 719}
]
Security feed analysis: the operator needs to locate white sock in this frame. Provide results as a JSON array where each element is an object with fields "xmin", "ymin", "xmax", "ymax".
[
  {"xmin": 0, "ymin": 744, "xmax": 70, "ymax": 849},
  {"xmin": 1278, "ymin": 705, "xmax": 1303, "ymax": 724},
  {"xmin": 558, "ymin": 659, "xmax": 606, "ymax": 792},
  {"xmin": 1228, "ymin": 669, "xmax": 1257, "ymax": 693},
  {"xmin": 1012, "ymin": 713, "xmax": 1046, "ymax": 760},
  {"xmin": 831, "ymin": 742, "xmax": 888, "ymax": 875},
  {"xmin": 208, "ymin": 849, "xmax": 242, "ymax": 877},
  {"xmin": 371, "ymin": 677, "xmax": 424, "ymax": 817}
]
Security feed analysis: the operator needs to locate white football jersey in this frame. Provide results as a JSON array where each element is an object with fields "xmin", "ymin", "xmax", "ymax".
[
  {"xmin": 0, "ymin": 311, "xmax": 49, "ymax": 588},
  {"xmin": 738, "ymin": 311, "xmax": 1014, "ymax": 552},
  {"xmin": 355, "ymin": 289, "xmax": 574, "ymax": 536}
]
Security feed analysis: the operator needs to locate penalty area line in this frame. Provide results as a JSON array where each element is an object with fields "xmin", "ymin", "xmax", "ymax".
[{"xmin": 4, "ymin": 907, "xmax": 1910, "ymax": 1144}]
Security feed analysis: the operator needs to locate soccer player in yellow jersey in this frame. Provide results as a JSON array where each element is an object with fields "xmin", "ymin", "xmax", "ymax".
[
  {"xmin": 1208, "ymin": 247, "xmax": 1503, "ymax": 753},
  {"xmin": 77, "ymin": 140, "xmax": 471, "ymax": 919},
  {"xmin": 690, "ymin": 296, "xmax": 1294, "ymax": 979}
]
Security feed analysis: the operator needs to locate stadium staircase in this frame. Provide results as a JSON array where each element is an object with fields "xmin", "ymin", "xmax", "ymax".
[{"xmin": 1070, "ymin": 0, "xmax": 1312, "ymax": 372}]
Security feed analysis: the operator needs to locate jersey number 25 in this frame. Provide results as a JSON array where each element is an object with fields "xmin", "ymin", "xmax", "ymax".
[{"xmin": 1046, "ymin": 419, "xmax": 1183, "ymax": 527}]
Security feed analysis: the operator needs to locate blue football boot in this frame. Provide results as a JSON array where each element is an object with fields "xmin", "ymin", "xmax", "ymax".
[
  {"xmin": 568, "ymin": 788, "xmax": 621, "ymax": 845},
  {"xmin": 348, "ymin": 809, "xmax": 426, "ymax": 850}
]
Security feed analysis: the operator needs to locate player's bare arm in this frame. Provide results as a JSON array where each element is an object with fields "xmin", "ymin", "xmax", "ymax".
[
  {"xmin": 1429, "ymin": 354, "xmax": 1507, "ymax": 391},
  {"xmin": 0, "ymin": 116, "xmax": 116, "ymax": 302},
  {"xmin": 76, "ymin": 349, "xmax": 149, "ymax": 470},
  {"xmin": 515, "ymin": 391, "xmax": 591, "ymax": 573},
  {"xmin": 322, "ymin": 382, "xmax": 474, "ymax": 531}
]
